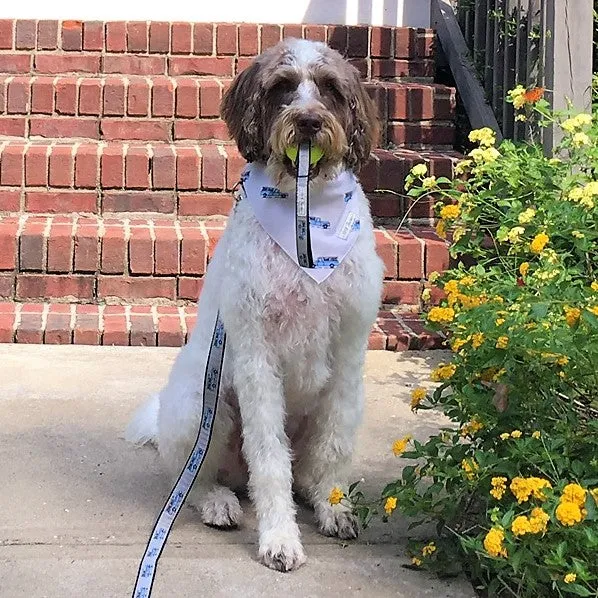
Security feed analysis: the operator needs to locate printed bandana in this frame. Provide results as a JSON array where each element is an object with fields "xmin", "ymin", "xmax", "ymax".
[{"xmin": 239, "ymin": 163, "xmax": 361, "ymax": 283}]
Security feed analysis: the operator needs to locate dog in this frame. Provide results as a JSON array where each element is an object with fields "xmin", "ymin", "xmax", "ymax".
[{"xmin": 125, "ymin": 38, "xmax": 384, "ymax": 572}]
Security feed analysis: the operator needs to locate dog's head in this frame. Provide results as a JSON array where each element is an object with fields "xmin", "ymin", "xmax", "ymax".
[{"xmin": 221, "ymin": 38, "xmax": 379, "ymax": 185}]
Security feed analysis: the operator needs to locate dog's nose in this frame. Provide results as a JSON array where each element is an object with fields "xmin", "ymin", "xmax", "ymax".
[{"xmin": 296, "ymin": 115, "xmax": 322, "ymax": 137}]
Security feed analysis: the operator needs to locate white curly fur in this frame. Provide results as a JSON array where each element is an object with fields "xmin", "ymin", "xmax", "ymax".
[{"xmin": 125, "ymin": 39, "xmax": 384, "ymax": 572}]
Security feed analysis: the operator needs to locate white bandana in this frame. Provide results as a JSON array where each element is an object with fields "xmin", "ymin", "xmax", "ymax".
[{"xmin": 239, "ymin": 163, "xmax": 361, "ymax": 283}]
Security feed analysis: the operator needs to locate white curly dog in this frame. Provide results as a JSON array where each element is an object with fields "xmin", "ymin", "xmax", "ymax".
[{"xmin": 126, "ymin": 37, "xmax": 384, "ymax": 572}]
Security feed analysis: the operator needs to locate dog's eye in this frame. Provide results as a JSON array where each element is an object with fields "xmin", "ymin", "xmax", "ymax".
[
  {"xmin": 322, "ymin": 79, "xmax": 343, "ymax": 101},
  {"xmin": 271, "ymin": 78, "xmax": 296, "ymax": 95}
]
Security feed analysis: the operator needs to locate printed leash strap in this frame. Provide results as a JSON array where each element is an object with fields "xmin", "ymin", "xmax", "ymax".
[
  {"xmin": 131, "ymin": 315, "xmax": 226, "ymax": 598},
  {"xmin": 295, "ymin": 142, "xmax": 314, "ymax": 269},
  {"xmin": 132, "ymin": 144, "xmax": 316, "ymax": 597}
]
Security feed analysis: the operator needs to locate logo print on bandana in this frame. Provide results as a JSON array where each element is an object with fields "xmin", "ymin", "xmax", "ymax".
[
  {"xmin": 343, "ymin": 191, "xmax": 353, "ymax": 202},
  {"xmin": 314, "ymin": 256, "xmax": 339, "ymax": 269},
  {"xmin": 309, "ymin": 216, "xmax": 330, "ymax": 229},
  {"xmin": 261, "ymin": 186, "xmax": 288, "ymax": 199}
]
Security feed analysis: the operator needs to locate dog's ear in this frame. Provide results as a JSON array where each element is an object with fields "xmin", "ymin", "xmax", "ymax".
[
  {"xmin": 345, "ymin": 68, "xmax": 379, "ymax": 173},
  {"xmin": 221, "ymin": 61, "xmax": 268, "ymax": 163}
]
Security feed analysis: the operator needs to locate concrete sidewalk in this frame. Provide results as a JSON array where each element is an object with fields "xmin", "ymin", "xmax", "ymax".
[{"xmin": 0, "ymin": 345, "xmax": 475, "ymax": 598}]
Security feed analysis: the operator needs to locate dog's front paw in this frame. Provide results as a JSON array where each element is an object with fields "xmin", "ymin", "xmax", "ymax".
[
  {"xmin": 199, "ymin": 486, "xmax": 243, "ymax": 529},
  {"xmin": 259, "ymin": 527, "xmax": 307, "ymax": 572},
  {"xmin": 316, "ymin": 504, "xmax": 359, "ymax": 540}
]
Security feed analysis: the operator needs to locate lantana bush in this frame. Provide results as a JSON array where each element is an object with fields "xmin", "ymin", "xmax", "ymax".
[{"xmin": 335, "ymin": 90, "xmax": 598, "ymax": 596}]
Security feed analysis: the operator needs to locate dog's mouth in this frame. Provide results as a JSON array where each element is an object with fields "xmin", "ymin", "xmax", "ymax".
[{"xmin": 282, "ymin": 154, "xmax": 324, "ymax": 179}]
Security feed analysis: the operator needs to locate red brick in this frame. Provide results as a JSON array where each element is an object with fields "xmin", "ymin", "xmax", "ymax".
[
  {"xmin": 180, "ymin": 223, "xmax": 206, "ymax": 275},
  {"xmin": 169, "ymin": 56, "xmax": 233, "ymax": 77},
  {"xmin": 129, "ymin": 222, "xmax": 153, "ymax": 275},
  {"xmin": 101, "ymin": 119, "xmax": 171, "ymax": 141},
  {"xmin": 152, "ymin": 145, "xmax": 176, "ymax": 189},
  {"xmin": 130, "ymin": 307, "xmax": 156, "ymax": 346},
  {"xmin": 102, "ymin": 192, "xmax": 175, "ymax": 213},
  {"xmin": 25, "ymin": 191, "xmax": 97, "ymax": 213},
  {"xmin": 185, "ymin": 311, "xmax": 197, "ymax": 338},
  {"xmin": 17, "ymin": 273, "xmax": 93, "ymax": 300},
  {"xmin": 179, "ymin": 193, "xmax": 232, "ymax": 217},
  {"xmin": 176, "ymin": 79, "xmax": 199, "ymax": 118},
  {"xmin": 31, "ymin": 77, "xmax": 54, "ymax": 113},
  {"xmin": 127, "ymin": 77, "xmax": 150, "ymax": 116},
  {"xmin": 0, "ymin": 20, "xmax": 14, "ymax": 50},
  {"xmin": 0, "ymin": 54, "xmax": 31, "ymax": 74},
  {"xmin": 103, "ymin": 305, "xmax": 129, "ymax": 346},
  {"xmin": 178, "ymin": 277, "xmax": 202, "ymax": 301},
  {"xmin": 103, "ymin": 76, "xmax": 126, "ymax": 115},
  {"xmin": 83, "ymin": 21, "xmax": 104, "ymax": 51},
  {"xmin": 370, "ymin": 26, "xmax": 392, "ymax": 58},
  {"xmin": 55, "ymin": 77, "xmax": 78, "ymax": 115},
  {"xmin": 327, "ymin": 25, "xmax": 348, "ymax": 54},
  {"xmin": 199, "ymin": 79, "xmax": 221, "ymax": 117},
  {"xmin": 193, "ymin": 23, "xmax": 213, "ymax": 55},
  {"xmin": 0, "ymin": 143, "xmax": 25, "ymax": 186},
  {"xmin": 368, "ymin": 329, "xmax": 387, "ymax": 350},
  {"xmin": 99, "ymin": 276, "xmax": 176, "ymax": 301},
  {"xmin": 149, "ymin": 22, "xmax": 170, "ymax": 53},
  {"xmin": 7, "ymin": 76, "xmax": 30, "ymax": 113},
  {"xmin": 216, "ymin": 24, "xmax": 237, "ymax": 55},
  {"xmin": 154, "ymin": 222, "xmax": 179, "ymax": 275},
  {"xmin": 260, "ymin": 24, "xmax": 281, "ymax": 51},
  {"xmin": 224, "ymin": 147, "xmax": 245, "ymax": 190},
  {"xmin": 0, "ymin": 116, "xmax": 25, "ymax": 136},
  {"xmin": 282, "ymin": 24, "xmax": 302, "ymax": 40},
  {"xmin": 174, "ymin": 119, "xmax": 228, "ymax": 141},
  {"xmin": 45, "ymin": 303, "xmax": 73, "ymax": 344},
  {"xmin": 37, "ymin": 21, "xmax": 58, "ymax": 50},
  {"xmin": 151, "ymin": 76, "xmax": 174, "ymax": 117},
  {"xmin": 16, "ymin": 303, "xmax": 44, "ymax": 343},
  {"xmin": 377, "ymin": 150, "xmax": 405, "ymax": 191},
  {"xmin": 157, "ymin": 307, "xmax": 184, "ymax": 346},
  {"xmin": 382, "ymin": 280, "xmax": 421, "ymax": 305},
  {"xmin": 387, "ymin": 122, "xmax": 454, "ymax": 147},
  {"xmin": 15, "ymin": 20, "xmax": 36, "ymax": 50},
  {"xmin": 49, "ymin": 145, "xmax": 74, "ymax": 187},
  {"xmin": 127, "ymin": 21, "xmax": 148, "ymax": 53},
  {"xmin": 414, "ymin": 228, "xmax": 449, "ymax": 275},
  {"xmin": 205, "ymin": 226, "xmax": 224, "ymax": 259},
  {"xmin": 395, "ymin": 230, "xmax": 424, "ymax": 279},
  {"xmin": 103, "ymin": 55, "xmax": 165, "ymax": 75},
  {"xmin": 235, "ymin": 56, "xmax": 254, "ymax": 74},
  {"xmin": 0, "ymin": 301, "xmax": 16, "ymax": 340},
  {"xmin": 101, "ymin": 222, "xmax": 126, "ymax": 273},
  {"xmin": 0, "ymin": 190, "xmax": 20, "ymax": 212},
  {"xmin": 100, "ymin": 143, "xmax": 125, "ymax": 188},
  {"xmin": 125, "ymin": 146, "xmax": 150, "ymax": 189},
  {"xmin": 201, "ymin": 145, "xmax": 225, "ymax": 190},
  {"xmin": 304, "ymin": 25, "xmax": 326, "ymax": 43},
  {"xmin": 369, "ymin": 193, "xmax": 401, "ymax": 218},
  {"xmin": 171, "ymin": 22, "xmax": 192, "ymax": 54},
  {"xmin": 394, "ymin": 28, "xmax": 414, "ymax": 58},
  {"xmin": 25, "ymin": 144, "xmax": 49, "ymax": 186},
  {"xmin": 79, "ymin": 78, "xmax": 102, "ymax": 115},
  {"xmin": 47, "ymin": 218, "xmax": 74, "ymax": 272},
  {"xmin": 176, "ymin": 147, "xmax": 200, "ymax": 190},
  {"xmin": 34, "ymin": 53, "xmax": 99, "ymax": 74},
  {"xmin": 238, "ymin": 24, "xmax": 258, "ymax": 56},
  {"xmin": 374, "ymin": 230, "xmax": 398, "ymax": 279},
  {"xmin": 73, "ymin": 304, "xmax": 100, "ymax": 344},
  {"xmin": 106, "ymin": 22, "xmax": 126, "ymax": 52},
  {"xmin": 359, "ymin": 153, "xmax": 379, "ymax": 192},
  {"xmin": 0, "ymin": 217, "xmax": 18, "ymax": 270},
  {"xmin": 347, "ymin": 26, "xmax": 368, "ymax": 57},
  {"xmin": 61, "ymin": 20, "xmax": 83, "ymax": 51},
  {"xmin": 29, "ymin": 116, "xmax": 99, "ymax": 139},
  {"xmin": 74, "ymin": 218, "xmax": 100, "ymax": 272}
]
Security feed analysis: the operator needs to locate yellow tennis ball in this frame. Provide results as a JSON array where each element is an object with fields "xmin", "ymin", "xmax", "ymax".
[{"xmin": 285, "ymin": 145, "xmax": 324, "ymax": 165}]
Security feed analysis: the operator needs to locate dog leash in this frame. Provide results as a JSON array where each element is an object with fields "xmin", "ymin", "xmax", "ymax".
[{"xmin": 131, "ymin": 144, "xmax": 313, "ymax": 597}]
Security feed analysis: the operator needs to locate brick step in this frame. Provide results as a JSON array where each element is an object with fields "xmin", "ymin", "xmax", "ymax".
[
  {"xmin": 0, "ymin": 20, "xmax": 435, "ymax": 80},
  {"xmin": 0, "ymin": 215, "xmax": 449, "ymax": 306},
  {"xmin": 0, "ymin": 140, "xmax": 460, "ymax": 218},
  {"xmin": 0, "ymin": 300, "xmax": 444, "ymax": 351},
  {"xmin": 0, "ymin": 75, "xmax": 455, "ymax": 146}
]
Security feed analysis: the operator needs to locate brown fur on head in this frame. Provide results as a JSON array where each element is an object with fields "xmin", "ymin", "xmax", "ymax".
[{"xmin": 221, "ymin": 39, "xmax": 379, "ymax": 184}]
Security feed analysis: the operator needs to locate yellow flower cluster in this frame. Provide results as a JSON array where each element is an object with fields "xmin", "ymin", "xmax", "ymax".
[
  {"xmin": 496, "ymin": 336, "xmax": 509, "ymax": 349},
  {"xmin": 469, "ymin": 127, "xmax": 496, "ymax": 147},
  {"xmin": 440, "ymin": 204, "xmax": 460, "ymax": 220},
  {"xmin": 571, "ymin": 132, "xmax": 591, "ymax": 148},
  {"xmin": 555, "ymin": 483, "xmax": 588, "ymax": 526},
  {"xmin": 567, "ymin": 181, "xmax": 598, "ymax": 209},
  {"xmin": 410, "ymin": 387, "xmax": 427, "ymax": 409},
  {"xmin": 510, "ymin": 477, "xmax": 552, "ymax": 503},
  {"xmin": 591, "ymin": 281, "xmax": 598, "ymax": 292},
  {"xmin": 511, "ymin": 508, "xmax": 550, "ymax": 536},
  {"xmin": 422, "ymin": 176, "xmax": 437, "ymax": 189},
  {"xmin": 508, "ymin": 85, "xmax": 527, "ymax": 109},
  {"xmin": 519, "ymin": 262, "xmax": 530, "ymax": 277},
  {"xmin": 461, "ymin": 417, "xmax": 484, "ymax": 437},
  {"xmin": 392, "ymin": 435, "xmax": 412, "ymax": 456},
  {"xmin": 411, "ymin": 556, "xmax": 422, "ymax": 566},
  {"xmin": 561, "ymin": 113, "xmax": 593, "ymax": 133},
  {"xmin": 422, "ymin": 542, "xmax": 437, "ymax": 557},
  {"xmin": 384, "ymin": 496, "xmax": 397, "ymax": 515},
  {"xmin": 471, "ymin": 332, "xmax": 485, "ymax": 348},
  {"xmin": 431, "ymin": 363, "xmax": 457, "ymax": 382},
  {"xmin": 461, "ymin": 458, "xmax": 479, "ymax": 480},
  {"xmin": 564, "ymin": 573, "xmax": 577, "ymax": 584},
  {"xmin": 428, "ymin": 306, "xmax": 455, "ymax": 324},
  {"xmin": 530, "ymin": 232, "xmax": 549, "ymax": 254},
  {"xmin": 564, "ymin": 306, "xmax": 581, "ymax": 327},
  {"xmin": 469, "ymin": 146, "xmax": 500, "ymax": 164},
  {"xmin": 518, "ymin": 208, "xmax": 536, "ymax": 224},
  {"xmin": 410, "ymin": 163, "xmax": 428, "ymax": 177},
  {"xmin": 484, "ymin": 527, "xmax": 507, "ymax": 558},
  {"xmin": 490, "ymin": 477, "xmax": 508, "ymax": 500},
  {"xmin": 454, "ymin": 159, "xmax": 472, "ymax": 175},
  {"xmin": 328, "ymin": 487, "xmax": 344, "ymax": 505}
]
